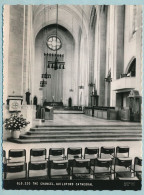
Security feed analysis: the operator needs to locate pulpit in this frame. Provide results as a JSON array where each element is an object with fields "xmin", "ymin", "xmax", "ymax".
[{"xmin": 7, "ymin": 96, "xmax": 23, "ymax": 112}]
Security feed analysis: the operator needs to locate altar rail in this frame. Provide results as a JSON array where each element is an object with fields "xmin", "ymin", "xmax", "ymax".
[{"xmin": 84, "ymin": 106, "xmax": 117, "ymax": 120}]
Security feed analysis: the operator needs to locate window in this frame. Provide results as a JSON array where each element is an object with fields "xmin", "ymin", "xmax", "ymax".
[
  {"xmin": 127, "ymin": 58, "xmax": 136, "ymax": 77},
  {"xmin": 47, "ymin": 36, "xmax": 62, "ymax": 51}
]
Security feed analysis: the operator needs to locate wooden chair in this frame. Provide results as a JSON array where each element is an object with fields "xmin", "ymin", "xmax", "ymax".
[
  {"xmin": 4, "ymin": 162, "xmax": 27, "ymax": 180},
  {"xmin": 72, "ymin": 159, "xmax": 91, "ymax": 180},
  {"xmin": 49, "ymin": 160, "xmax": 70, "ymax": 179},
  {"xmin": 84, "ymin": 147, "xmax": 99, "ymax": 170},
  {"xmin": 114, "ymin": 157, "xmax": 132, "ymax": 179},
  {"xmin": 67, "ymin": 147, "xmax": 83, "ymax": 168},
  {"xmin": 93, "ymin": 158, "xmax": 113, "ymax": 180},
  {"xmin": 133, "ymin": 157, "xmax": 142, "ymax": 180},
  {"xmin": 28, "ymin": 161, "xmax": 48, "ymax": 179}
]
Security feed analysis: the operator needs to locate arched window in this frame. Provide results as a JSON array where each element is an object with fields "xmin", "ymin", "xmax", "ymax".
[
  {"xmin": 47, "ymin": 35, "xmax": 62, "ymax": 51},
  {"xmin": 127, "ymin": 58, "xmax": 136, "ymax": 77}
]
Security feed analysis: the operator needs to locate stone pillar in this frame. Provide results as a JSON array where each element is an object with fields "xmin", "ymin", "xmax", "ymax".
[
  {"xmin": 88, "ymin": 18, "xmax": 96, "ymax": 106},
  {"xmin": 3, "ymin": 5, "xmax": 10, "ymax": 104},
  {"xmin": 98, "ymin": 7, "xmax": 107, "ymax": 106},
  {"xmin": 136, "ymin": 5, "xmax": 142, "ymax": 96},
  {"xmin": 8, "ymin": 5, "xmax": 25, "ymax": 95},
  {"xmin": 115, "ymin": 6, "xmax": 125, "ymax": 79}
]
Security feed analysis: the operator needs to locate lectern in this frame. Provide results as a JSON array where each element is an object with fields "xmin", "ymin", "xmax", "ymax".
[
  {"xmin": 45, "ymin": 106, "xmax": 53, "ymax": 120},
  {"xmin": 41, "ymin": 106, "xmax": 53, "ymax": 121}
]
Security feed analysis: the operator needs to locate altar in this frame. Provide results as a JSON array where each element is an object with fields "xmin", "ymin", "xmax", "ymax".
[{"xmin": 43, "ymin": 101, "xmax": 63, "ymax": 107}]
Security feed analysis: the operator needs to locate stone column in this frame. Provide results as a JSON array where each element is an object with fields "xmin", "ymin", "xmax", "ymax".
[
  {"xmin": 115, "ymin": 6, "xmax": 125, "ymax": 79},
  {"xmin": 136, "ymin": 5, "xmax": 142, "ymax": 95},
  {"xmin": 8, "ymin": 5, "xmax": 25, "ymax": 95},
  {"xmin": 3, "ymin": 5, "xmax": 10, "ymax": 104},
  {"xmin": 98, "ymin": 6, "xmax": 107, "ymax": 106}
]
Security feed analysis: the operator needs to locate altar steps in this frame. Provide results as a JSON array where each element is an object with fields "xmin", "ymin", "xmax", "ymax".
[{"xmin": 8, "ymin": 124, "xmax": 142, "ymax": 143}]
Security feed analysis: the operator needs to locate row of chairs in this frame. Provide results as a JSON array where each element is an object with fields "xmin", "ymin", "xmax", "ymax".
[
  {"xmin": 3, "ymin": 147, "xmax": 142, "ymax": 180},
  {"xmin": 3, "ymin": 146, "xmax": 131, "ymax": 163}
]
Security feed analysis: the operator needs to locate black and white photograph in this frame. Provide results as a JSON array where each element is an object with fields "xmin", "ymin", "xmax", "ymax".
[{"xmin": 2, "ymin": 4, "xmax": 142, "ymax": 190}]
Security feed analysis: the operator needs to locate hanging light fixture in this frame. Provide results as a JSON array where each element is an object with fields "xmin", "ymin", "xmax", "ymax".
[
  {"xmin": 40, "ymin": 5, "xmax": 51, "ymax": 87},
  {"xmin": 47, "ymin": 4, "xmax": 65, "ymax": 70}
]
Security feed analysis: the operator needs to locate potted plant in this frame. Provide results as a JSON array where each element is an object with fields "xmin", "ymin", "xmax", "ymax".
[{"xmin": 4, "ymin": 112, "xmax": 30, "ymax": 139}]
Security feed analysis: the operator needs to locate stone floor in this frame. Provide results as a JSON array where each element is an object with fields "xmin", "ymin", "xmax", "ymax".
[
  {"xmin": 3, "ymin": 113, "xmax": 142, "ymax": 163},
  {"xmin": 33, "ymin": 113, "xmax": 141, "ymax": 126}
]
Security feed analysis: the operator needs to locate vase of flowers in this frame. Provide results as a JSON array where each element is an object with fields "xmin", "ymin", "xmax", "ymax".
[{"xmin": 4, "ymin": 112, "xmax": 30, "ymax": 139}]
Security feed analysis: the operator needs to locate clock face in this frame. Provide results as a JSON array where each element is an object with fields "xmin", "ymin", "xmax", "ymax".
[{"xmin": 47, "ymin": 36, "xmax": 62, "ymax": 51}]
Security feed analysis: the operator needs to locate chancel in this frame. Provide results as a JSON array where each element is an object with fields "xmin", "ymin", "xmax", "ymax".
[{"xmin": 2, "ymin": 4, "xmax": 143, "ymax": 186}]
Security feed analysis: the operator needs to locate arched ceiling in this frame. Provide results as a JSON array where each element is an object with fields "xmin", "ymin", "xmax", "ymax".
[{"xmin": 32, "ymin": 5, "xmax": 93, "ymax": 40}]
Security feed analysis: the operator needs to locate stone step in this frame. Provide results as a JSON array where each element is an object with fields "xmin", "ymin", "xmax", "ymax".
[
  {"xmin": 35, "ymin": 125, "xmax": 141, "ymax": 128},
  {"xmin": 20, "ymin": 133, "xmax": 142, "ymax": 139},
  {"xmin": 27, "ymin": 130, "xmax": 142, "ymax": 135},
  {"xmin": 10, "ymin": 123, "xmax": 142, "ymax": 143},
  {"xmin": 8, "ymin": 137, "xmax": 142, "ymax": 143},
  {"xmin": 31, "ymin": 127, "xmax": 141, "ymax": 131}
]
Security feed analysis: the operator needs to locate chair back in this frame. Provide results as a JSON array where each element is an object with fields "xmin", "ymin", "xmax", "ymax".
[
  {"xmin": 49, "ymin": 148, "xmax": 65, "ymax": 160},
  {"xmin": 100, "ymin": 147, "xmax": 115, "ymax": 158},
  {"xmin": 116, "ymin": 146, "xmax": 129, "ymax": 157},
  {"xmin": 72, "ymin": 159, "xmax": 91, "ymax": 177},
  {"xmin": 49, "ymin": 160, "xmax": 69, "ymax": 179},
  {"xmin": 8, "ymin": 149, "xmax": 26, "ymax": 163},
  {"xmin": 74, "ymin": 159, "xmax": 90, "ymax": 168},
  {"xmin": 67, "ymin": 147, "xmax": 82, "ymax": 159},
  {"xmin": 95, "ymin": 158, "xmax": 112, "ymax": 169},
  {"xmin": 134, "ymin": 157, "xmax": 142, "ymax": 166},
  {"xmin": 29, "ymin": 161, "xmax": 47, "ymax": 170},
  {"xmin": 51, "ymin": 160, "xmax": 68, "ymax": 170},
  {"xmin": 84, "ymin": 147, "xmax": 99, "ymax": 158},
  {"xmin": 30, "ymin": 148, "xmax": 46, "ymax": 162},
  {"xmin": 115, "ymin": 157, "xmax": 132, "ymax": 168}
]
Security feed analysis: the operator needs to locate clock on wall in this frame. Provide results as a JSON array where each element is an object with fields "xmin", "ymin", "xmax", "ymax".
[{"xmin": 46, "ymin": 35, "xmax": 62, "ymax": 51}]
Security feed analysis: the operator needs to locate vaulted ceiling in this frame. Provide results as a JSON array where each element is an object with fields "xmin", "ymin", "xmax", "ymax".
[{"xmin": 32, "ymin": 5, "xmax": 94, "ymax": 40}]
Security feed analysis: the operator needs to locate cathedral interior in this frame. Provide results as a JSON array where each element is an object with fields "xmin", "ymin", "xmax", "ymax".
[{"xmin": 2, "ymin": 5, "xmax": 142, "ymax": 186}]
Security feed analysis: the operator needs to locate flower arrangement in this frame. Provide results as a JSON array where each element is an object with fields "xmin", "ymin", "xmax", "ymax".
[{"xmin": 4, "ymin": 112, "xmax": 30, "ymax": 131}]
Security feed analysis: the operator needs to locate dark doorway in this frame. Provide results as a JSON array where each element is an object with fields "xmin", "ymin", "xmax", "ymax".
[
  {"xmin": 68, "ymin": 97, "xmax": 72, "ymax": 107},
  {"xmin": 33, "ymin": 96, "xmax": 37, "ymax": 106}
]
